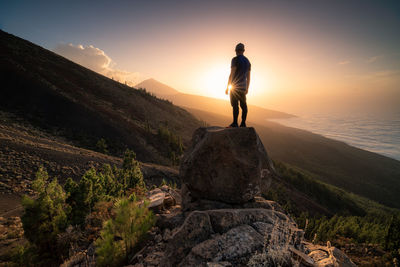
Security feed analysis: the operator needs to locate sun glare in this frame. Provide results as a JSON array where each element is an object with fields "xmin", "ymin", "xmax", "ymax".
[
  {"xmin": 197, "ymin": 63, "xmax": 268, "ymax": 101},
  {"xmin": 198, "ymin": 64, "xmax": 231, "ymax": 100}
]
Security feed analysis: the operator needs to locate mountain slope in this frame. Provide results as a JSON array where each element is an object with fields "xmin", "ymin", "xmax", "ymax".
[
  {"xmin": 0, "ymin": 30, "xmax": 202, "ymax": 164},
  {"xmin": 186, "ymin": 107, "xmax": 400, "ymax": 209},
  {"xmin": 136, "ymin": 78, "xmax": 295, "ymax": 121}
]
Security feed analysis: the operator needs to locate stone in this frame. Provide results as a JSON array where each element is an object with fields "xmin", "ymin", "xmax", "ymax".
[
  {"xmin": 180, "ymin": 127, "xmax": 274, "ymax": 204},
  {"xmin": 162, "ymin": 211, "xmax": 214, "ymax": 267},
  {"xmin": 206, "ymin": 208, "xmax": 293, "ymax": 234},
  {"xmin": 308, "ymin": 249, "xmax": 329, "ymax": 262},
  {"xmin": 181, "ymin": 225, "xmax": 264, "ymax": 266},
  {"xmin": 303, "ymin": 242, "xmax": 356, "ymax": 267},
  {"xmin": 146, "ymin": 188, "xmax": 166, "ymax": 209},
  {"xmin": 163, "ymin": 195, "xmax": 175, "ymax": 208},
  {"xmin": 289, "ymin": 246, "xmax": 314, "ymax": 267},
  {"xmin": 156, "ymin": 208, "xmax": 185, "ymax": 230},
  {"xmin": 206, "ymin": 262, "xmax": 232, "ymax": 267},
  {"xmin": 329, "ymin": 247, "xmax": 357, "ymax": 267},
  {"xmin": 162, "ymin": 208, "xmax": 304, "ymax": 266}
]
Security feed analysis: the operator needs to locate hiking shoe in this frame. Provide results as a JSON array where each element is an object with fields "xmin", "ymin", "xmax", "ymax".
[
  {"xmin": 227, "ymin": 122, "xmax": 238, "ymax": 128},
  {"xmin": 240, "ymin": 122, "xmax": 247, "ymax": 127}
]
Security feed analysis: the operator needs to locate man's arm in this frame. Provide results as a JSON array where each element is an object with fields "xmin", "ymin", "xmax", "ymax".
[
  {"xmin": 226, "ymin": 66, "xmax": 236, "ymax": 95},
  {"xmin": 245, "ymin": 71, "xmax": 251, "ymax": 95},
  {"xmin": 226, "ymin": 58, "xmax": 237, "ymax": 95}
]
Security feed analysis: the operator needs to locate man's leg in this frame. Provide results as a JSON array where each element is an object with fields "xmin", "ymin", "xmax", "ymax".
[
  {"xmin": 229, "ymin": 90, "xmax": 239, "ymax": 127},
  {"xmin": 239, "ymin": 91, "xmax": 247, "ymax": 127}
]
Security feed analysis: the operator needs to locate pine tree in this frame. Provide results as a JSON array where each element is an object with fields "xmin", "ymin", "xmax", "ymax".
[
  {"xmin": 95, "ymin": 197, "xmax": 155, "ymax": 266},
  {"xmin": 21, "ymin": 167, "xmax": 69, "ymax": 263}
]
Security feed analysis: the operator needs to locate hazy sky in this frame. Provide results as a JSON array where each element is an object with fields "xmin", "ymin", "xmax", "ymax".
[{"xmin": 1, "ymin": 0, "xmax": 399, "ymax": 114}]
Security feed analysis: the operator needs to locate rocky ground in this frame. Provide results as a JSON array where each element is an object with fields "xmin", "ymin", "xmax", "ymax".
[{"xmin": 115, "ymin": 186, "xmax": 355, "ymax": 267}]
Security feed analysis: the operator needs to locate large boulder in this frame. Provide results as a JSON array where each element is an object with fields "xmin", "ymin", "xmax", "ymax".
[{"xmin": 180, "ymin": 127, "xmax": 274, "ymax": 204}]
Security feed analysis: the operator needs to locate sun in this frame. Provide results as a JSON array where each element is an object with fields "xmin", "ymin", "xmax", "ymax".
[
  {"xmin": 197, "ymin": 63, "xmax": 267, "ymax": 100},
  {"xmin": 198, "ymin": 64, "xmax": 231, "ymax": 100}
]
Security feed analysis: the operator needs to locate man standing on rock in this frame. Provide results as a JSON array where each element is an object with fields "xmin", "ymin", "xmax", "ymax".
[{"xmin": 226, "ymin": 43, "xmax": 251, "ymax": 128}]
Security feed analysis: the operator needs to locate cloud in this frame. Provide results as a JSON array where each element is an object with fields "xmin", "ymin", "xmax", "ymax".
[
  {"xmin": 54, "ymin": 43, "xmax": 142, "ymax": 85},
  {"xmin": 365, "ymin": 55, "xmax": 383, "ymax": 63},
  {"xmin": 338, "ymin": 60, "xmax": 350, "ymax": 65}
]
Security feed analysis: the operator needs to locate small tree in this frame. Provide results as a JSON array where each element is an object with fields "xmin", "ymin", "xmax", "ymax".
[
  {"xmin": 121, "ymin": 149, "xmax": 144, "ymax": 190},
  {"xmin": 96, "ymin": 138, "xmax": 109, "ymax": 154},
  {"xmin": 65, "ymin": 177, "xmax": 90, "ymax": 226},
  {"xmin": 385, "ymin": 214, "xmax": 400, "ymax": 258},
  {"xmin": 65, "ymin": 168, "xmax": 104, "ymax": 226},
  {"xmin": 95, "ymin": 197, "xmax": 155, "ymax": 266},
  {"xmin": 21, "ymin": 167, "xmax": 69, "ymax": 263},
  {"xmin": 65, "ymin": 150, "xmax": 145, "ymax": 227}
]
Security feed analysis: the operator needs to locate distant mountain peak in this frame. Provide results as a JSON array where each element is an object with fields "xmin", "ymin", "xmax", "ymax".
[{"xmin": 135, "ymin": 78, "xmax": 180, "ymax": 95}]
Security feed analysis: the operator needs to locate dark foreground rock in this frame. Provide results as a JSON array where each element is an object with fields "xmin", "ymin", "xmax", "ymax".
[
  {"xmin": 121, "ymin": 190, "xmax": 356, "ymax": 267},
  {"xmin": 162, "ymin": 207, "xmax": 302, "ymax": 267},
  {"xmin": 180, "ymin": 127, "xmax": 274, "ymax": 204}
]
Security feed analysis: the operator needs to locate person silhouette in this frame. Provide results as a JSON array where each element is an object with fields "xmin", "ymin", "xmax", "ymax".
[{"xmin": 225, "ymin": 43, "xmax": 251, "ymax": 127}]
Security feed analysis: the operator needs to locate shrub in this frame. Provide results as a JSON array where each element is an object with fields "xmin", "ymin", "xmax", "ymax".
[
  {"xmin": 21, "ymin": 167, "xmax": 69, "ymax": 264},
  {"xmin": 18, "ymin": 149, "xmax": 147, "ymax": 265},
  {"xmin": 65, "ymin": 149, "xmax": 145, "ymax": 226},
  {"xmin": 121, "ymin": 149, "xmax": 145, "ymax": 190},
  {"xmin": 96, "ymin": 138, "xmax": 109, "ymax": 154},
  {"xmin": 10, "ymin": 244, "xmax": 38, "ymax": 267},
  {"xmin": 384, "ymin": 214, "xmax": 400, "ymax": 259},
  {"xmin": 95, "ymin": 197, "xmax": 155, "ymax": 266},
  {"xmin": 157, "ymin": 125, "xmax": 183, "ymax": 164}
]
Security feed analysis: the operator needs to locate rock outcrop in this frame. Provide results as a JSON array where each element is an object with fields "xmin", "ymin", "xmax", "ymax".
[
  {"xmin": 180, "ymin": 127, "xmax": 274, "ymax": 204},
  {"xmin": 162, "ymin": 203, "xmax": 303, "ymax": 266},
  {"xmin": 121, "ymin": 127, "xmax": 357, "ymax": 266},
  {"xmin": 122, "ymin": 188, "xmax": 356, "ymax": 267}
]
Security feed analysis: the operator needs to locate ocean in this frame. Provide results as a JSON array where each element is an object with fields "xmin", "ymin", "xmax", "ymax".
[{"xmin": 268, "ymin": 112, "xmax": 400, "ymax": 161}]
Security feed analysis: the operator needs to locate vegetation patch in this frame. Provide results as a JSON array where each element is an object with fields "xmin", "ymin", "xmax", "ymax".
[
  {"xmin": 10, "ymin": 149, "xmax": 155, "ymax": 266},
  {"xmin": 264, "ymin": 161, "xmax": 400, "ymax": 264}
]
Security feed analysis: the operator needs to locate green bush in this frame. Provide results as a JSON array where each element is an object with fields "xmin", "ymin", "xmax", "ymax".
[
  {"xmin": 157, "ymin": 125, "xmax": 183, "ymax": 164},
  {"xmin": 9, "ymin": 244, "xmax": 38, "ymax": 267},
  {"xmin": 385, "ymin": 214, "xmax": 400, "ymax": 258},
  {"xmin": 17, "ymin": 149, "xmax": 147, "ymax": 265},
  {"xmin": 21, "ymin": 167, "xmax": 69, "ymax": 264},
  {"xmin": 273, "ymin": 161, "xmax": 364, "ymax": 216},
  {"xmin": 265, "ymin": 161, "xmax": 400, "ymax": 260},
  {"xmin": 65, "ymin": 149, "xmax": 145, "ymax": 226},
  {"xmin": 121, "ymin": 149, "xmax": 145, "ymax": 190},
  {"xmin": 96, "ymin": 138, "xmax": 109, "ymax": 154},
  {"xmin": 95, "ymin": 197, "xmax": 155, "ymax": 266}
]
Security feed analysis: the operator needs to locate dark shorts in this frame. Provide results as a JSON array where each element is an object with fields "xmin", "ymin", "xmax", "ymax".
[{"xmin": 230, "ymin": 89, "xmax": 247, "ymax": 107}]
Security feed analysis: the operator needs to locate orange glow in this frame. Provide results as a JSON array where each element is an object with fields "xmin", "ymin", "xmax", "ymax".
[
  {"xmin": 197, "ymin": 64, "xmax": 230, "ymax": 100},
  {"xmin": 50, "ymin": 6, "xmax": 399, "ymax": 115}
]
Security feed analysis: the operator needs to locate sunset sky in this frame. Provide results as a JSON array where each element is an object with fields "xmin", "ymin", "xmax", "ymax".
[{"xmin": 1, "ymin": 0, "xmax": 399, "ymax": 114}]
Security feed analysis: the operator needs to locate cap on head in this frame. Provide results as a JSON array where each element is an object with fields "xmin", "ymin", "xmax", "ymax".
[{"xmin": 235, "ymin": 43, "xmax": 245, "ymax": 52}]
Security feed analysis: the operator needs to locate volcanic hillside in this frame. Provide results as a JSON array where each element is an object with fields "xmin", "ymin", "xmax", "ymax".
[{"xmin": 0, "ymin": 30, "xmax": 202, "ymax": 165}]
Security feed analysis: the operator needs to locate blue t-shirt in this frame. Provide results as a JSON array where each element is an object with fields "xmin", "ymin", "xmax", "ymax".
[{"xmin": 231, "ymin": 55, "xmax": 251, "ymax": 91}]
